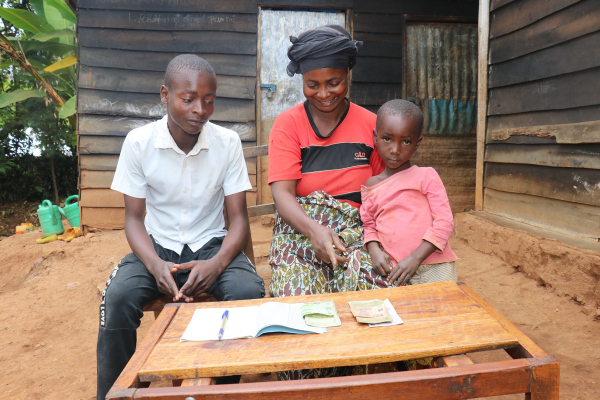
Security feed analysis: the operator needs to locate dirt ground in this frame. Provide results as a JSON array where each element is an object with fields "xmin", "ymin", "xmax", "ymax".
[{"xmin": 0, "ymin": 217, "xmax": 598, "ymax": 400}]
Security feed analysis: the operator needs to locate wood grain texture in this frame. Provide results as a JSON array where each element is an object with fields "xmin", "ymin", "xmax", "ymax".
[
  {"xmin": 131, "ymin": 359, "xmax": 536, "ymax": 399},
  {"xmin": 352, "ymin": 57, "xmax": 403, "ymax": 83},
  {"xmin": 78, "ymin": 9, "xmax": 257, "ymax": 32},
  {"xmin": 242, "ymin": 145, "xmax": 268, "ymax": 158},
  {"xmin": 353, "ymin": 13, "xmax": 404, "ymax": 34},
  {"xmin": 441, "ymin": 354, "xmax": 474, "ymax": 367},
  {"xmin": 80, "ymin": 170, "xmax": 115, "ymax": 189},
  {"xmin": 79, "ymin": 136, "xmax": 124, "ymax": 154},
  {"xmin": 488, "ymin": 67, "xmax": 600, "ymax": 116},
  {"xmin": 81, "ymin": 207, "xmax": 125, "ymax": 229},
  {"xmin": 107, "ymin": 305, "xmax": 179, "ymax": 397},
  {"xmin": 490, "ymin": 0, "xmax": 580, "ymax": 39},
  {"xmin": 260, "ymin": 0, "xmax": 352, "ymax": 7},
  {"xmin": 80, "ymin": 155, "xmax": 119, "ymax": 171},
  {"xmin": 491, "ymin": 0, "xmax": 516, "ymax": 10},
  {"xmin": 352, "ymin": 32, "xmax": 403, "ymax": 58},
  {"xmin": 483, "ymin": 188, "xmax": 600, "ymax": 240},
  {"xmin": 353, "ymin": 0, "xmax": 478, "ymax": 17},
  {"xmin": 476, "ymin": 0, "xmax": 490, "ymax": 211},
  {"xmin": 489, "ymin": 30, "xmax": 600, "ymax": 87},
  {"xmin": 78, "ymin": 0, "xmax": 258, "ymax": 13},
  {"xmin": 80, "ymin": 48, "xmax": 257, "ymax": 76},
  {"xmin": 80, "ymin": 189, "xmax": 124, "ymax": 208},
  {"xmin": 79, "ymin": 66, "xmax": 256, "ymax": 99},
  {"xmin": 489, "ymin": 120, "xmax": 600, "ymax": 144},
  {"xmin": 349, "ymin": 83, "xmax": 403, "ymax": 106},
  {"xmin": 484, "ymin": 162, "xmax": 600, "ymax": 207},
  {"xmin": 486, "ymin": 104, "xmax": 600, "ymax": 134},
  {"xmin": 485, "ymin": 143, "xmax": 600, "ymax": 169},
  {"xmin": 78, "ymin": 89, "xmax": 255, "ymax": 122},
  {"xmin": 181, "ymin": 378, "xmax": 215, "ymax": 386},
  {"xmin": 247, "ymin": 203, "xmax": 275, "ymax": 217},
  {"xmin": 138, "ymin": 282, "xmax": 517, "ymax": 381},
  {"xmin": 79, "ymin": 28, "xmax": 257, "ymax": 55},
  {"xmin": 489, "ymin": 0, "xmax": 600, "ymax": 64}
]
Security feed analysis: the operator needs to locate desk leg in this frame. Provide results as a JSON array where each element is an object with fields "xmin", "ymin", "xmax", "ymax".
[{"xmin": 527, "ymin": 359, "xmax": 560, "ymax": 400}]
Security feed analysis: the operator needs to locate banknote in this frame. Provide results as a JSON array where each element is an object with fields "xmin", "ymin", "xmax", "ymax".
[
  {"xmin": 301, "ymin": 301, "xmax": 341, "ymax": 327},
  {"xmin": 348, "ymin": 299, "xmax": 393, "ymax": 324}
]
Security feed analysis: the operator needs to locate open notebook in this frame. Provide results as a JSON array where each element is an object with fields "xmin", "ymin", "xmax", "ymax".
[{"xmin": 181, "ymin": 302, "xmax": 325, "ymax": 341}]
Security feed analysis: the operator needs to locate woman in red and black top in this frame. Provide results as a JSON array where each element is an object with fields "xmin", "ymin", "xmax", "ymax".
[{"xmin": 269, "ymin": 25, "xmax": 389, "ymax": 304}]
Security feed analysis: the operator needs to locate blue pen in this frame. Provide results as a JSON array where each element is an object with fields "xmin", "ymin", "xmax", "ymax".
[{"xmin": 218, "ymin": 310, "xmax": 229, "ymax": 340}]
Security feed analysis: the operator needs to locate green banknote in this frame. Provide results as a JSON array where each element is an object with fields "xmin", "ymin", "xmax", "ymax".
[{"xmin": 301, "ymin": 300, "xmax": 341, "ymax": 327}]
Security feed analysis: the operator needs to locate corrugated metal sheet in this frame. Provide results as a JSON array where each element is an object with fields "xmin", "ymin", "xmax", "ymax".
[{"xmin": 406, "ymin": 23, "xmax": 478, "ymax": 135}]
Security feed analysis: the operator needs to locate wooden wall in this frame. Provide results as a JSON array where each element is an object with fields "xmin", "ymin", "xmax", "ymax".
[
  {"xmin": 480, "ymin": 0, "xmax": 600, "ymax": 239},
  {"xmin": 76, "ymin": 0, "xmax": 258, "ymax": 228}
]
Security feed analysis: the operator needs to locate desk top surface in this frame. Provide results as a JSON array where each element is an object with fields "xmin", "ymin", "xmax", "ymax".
[{"xmin": 138, "ymin": 282, "xmax": 518, "ymax": 381}]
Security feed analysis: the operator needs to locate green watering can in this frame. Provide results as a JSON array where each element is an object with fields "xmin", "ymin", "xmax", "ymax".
[
  {"xmin": 37, "ymin": 200, "xmax": 65, "ymax": 236},
  {"xmin": 59, "ymin": 195, "xmax": 80, "ymax": 228}
]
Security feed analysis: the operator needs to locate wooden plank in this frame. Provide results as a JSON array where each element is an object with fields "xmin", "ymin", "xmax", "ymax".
[
  {"xmin": 78, "ymin": 9, "xmax": 257, "ymax": 32},
  {"xmin": 132, "ymin": 359, "xmax": 535, "ymax": 399},
  {"xmin": 259, "ymin": 0, "xmax": 352, "ymax": 7},
  {"xmin": 247, "ymin": 203, "xmax": 276, "ymax": 218},
  {"xmin": 484, "ymin": 162, "xmax": 600, "ymax": 207},
  {"xmin": 476, "ymin": 0, "xmax": 490, "ymax": 211},
  {"xmin": 489, "ymin": 0, "xmax": 600, "ymax": 64},
  {"xmin": 441, "ymin": 354, "xmax": 474, "ymax": 367},
  {"xmin": 80, "ymin": 155, "xmax": 119, "ymax": 171},
  {"xmin": 181, "ymin": 378, "xmax": 215, "ymax": 386},
  {"xmin": 78, "ymin": 115, "xmax": 257, "ymax": 141},
  {"xmin": 81, "ymin": 207, "xmax": 125, "ymax": 229},
  {"xmin": 486, "ymin": 104, "xmax": 600, "ymax": 135},
  {"xmin": 487, "ymin": 136, "xmax": 557, "ymax": 144},
  {"xmin": 489, "ymin": 30, "xmax": 600, "ymax": 88},
  {"xmin": 491, "ymin": 0, "xmax": 516, "ymax": 10},
  {"xmin": 106, "ymin": 305, "xmax": 179, "ymax": 398},
  {"xmin": 79, "ymin": 135, "xmax": 124, "ymax": 154},
  {"xmin": 489, "ymin": 120, "xmax": 600, "ymax": 144},
  {"xmin": 353, "ymin": 13, "xmax": 403, "ymax": 34},
  {"xmin": 80, "ymin": 170, "xmax": 115, "ymax": 189},
  {"xmin": 80, "ymin": 189, "xmax": 124, "ymax": 208},
  {"xmin": 78, "ymin": 28, "xmax": 257, "ymax": 55},
  {"xmin": 79, "ymin": 48, "xmax": 257, "ymax": 76},
  {"xmin": 485, "ymin": 143, "xmax": 600, "ymax": 169},
  {"xmin": 79, "ymin": 66, "xmax": 256, "ymax": 99},
  {"xmin": 349, "ymin": 83, "xmax": 403, "ymax": 106},
  {"xmin": 78, "ymin": 0, "xmax": 258, "ymax": 13},
  {"xmin": 488, "ymin": 67, "xmax": 600, "ymax": 116},
  {"xmin": 139, "ymin": 283, "xmax": 517, "ymax": 381},
  {"xmin": 79, "ymin": 114, "xmax": 157, "ymax": 136},
  {"xmin": 77, "ymin": 89, "xmax": 255, "ymax": 122},
  {"xmin": 353, "ymin": 0, "xmax": 478, "ymax": 17},
  {"xmin": 490, "ymin": 0, "xmax": 580, "ymax": 39},
  {"xmin": 352, "ymin": 57, "xmax": 403, "ymax": 83},
  {"xmin": 482, "ymin": 188, "xmax": 600, "ymax": 240},
  {"xmin": 352, "ymin": 32, "xmax": 403, "ymax": 58},
  {"xmin": 243, "ymin": 145, "xmax": 268, "ymax": 158}
]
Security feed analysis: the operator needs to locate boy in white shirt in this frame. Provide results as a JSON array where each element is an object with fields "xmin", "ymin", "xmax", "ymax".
[{"xmin": 97, "ymin": 55, "xmax": 265, "ymax": 399}]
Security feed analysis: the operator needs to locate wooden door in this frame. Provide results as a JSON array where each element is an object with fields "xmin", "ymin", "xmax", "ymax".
[
  {"xmin": 405, "ymin": 22, "xmax": 478, "ymax": 213},
  {"xmin": 257, "ymin": 9, "xmax": 346, "ymax": 204}
]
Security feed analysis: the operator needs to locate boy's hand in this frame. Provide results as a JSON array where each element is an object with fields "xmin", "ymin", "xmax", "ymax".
[
  {"xmin": 308, "ymin": 224, "xmax": 349, "ymax": 266},
  {"xmin": 366, "ymin": 242, "xmax": 392, "ymax": 277},
  {"xmin": 146, "ymin": 260, "xmax": 181, "ymax": 300},
  {"xmin": 387, "ymin": 255, "xmax": 420, "ymax": 287},
  {"xmin": 173, "ymin": 259, "xmax": 223, "ymax": 302}
]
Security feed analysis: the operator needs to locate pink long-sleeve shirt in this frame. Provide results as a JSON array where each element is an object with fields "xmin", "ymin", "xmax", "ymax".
[{"xmin": 360, "ymin": 165, "xmax": 457, "ymax": 265}]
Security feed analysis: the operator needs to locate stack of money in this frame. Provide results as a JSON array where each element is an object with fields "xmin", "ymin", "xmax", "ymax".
[
  {"xmin": 348, "ymin": 299, "xmax": 393, "ymax": 324},
  {"xmin": 301, "ymin": 300, "xmax": 341, "ymax": 327}
]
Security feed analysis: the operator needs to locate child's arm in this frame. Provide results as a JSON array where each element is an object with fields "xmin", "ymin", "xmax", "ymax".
[{"xmin": 360, "ymin": 191, "xmax": 392, "ymax": 276}]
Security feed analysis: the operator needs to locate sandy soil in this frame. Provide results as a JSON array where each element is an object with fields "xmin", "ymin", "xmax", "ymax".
[{"xmin": 0, "ymin": 219, "xmax": 598, "ymax": 400}]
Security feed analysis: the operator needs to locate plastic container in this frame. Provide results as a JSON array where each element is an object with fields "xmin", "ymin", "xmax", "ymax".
[
  {"xmin": 37, "ymin": 200, "xmax": 65, "ymax": 236},
  {"xmin": 59, "ymin": 195, "xmax": 80, "ymax": 228}
]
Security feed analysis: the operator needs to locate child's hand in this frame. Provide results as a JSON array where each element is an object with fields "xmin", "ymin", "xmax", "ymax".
[
  {"xmin": 366, "ymin": 241, "xmax": 392, "ymax": 277},
  {"xmin": 387, "ymin": 255, "xmax": 420, "ymax": 287}
]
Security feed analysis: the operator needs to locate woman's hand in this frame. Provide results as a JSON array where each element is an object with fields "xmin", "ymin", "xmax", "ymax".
[
  {"xmin": 308, "ymin": 224, "xmax": 349, "ymax": 265},
  {"xmin": 366, "ymin": 241, "xmax": 392, "ymax": 277}
]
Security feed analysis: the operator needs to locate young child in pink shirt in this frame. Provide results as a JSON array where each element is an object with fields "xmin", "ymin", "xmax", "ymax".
[{"xmin": 361, "ymin": 99, "xmax": 457, "ymax": 287}]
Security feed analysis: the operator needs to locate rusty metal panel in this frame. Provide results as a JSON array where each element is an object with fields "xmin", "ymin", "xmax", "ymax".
[{"xmin": 406, "ymin": 23, "xmax": 478, "ymax": 135}]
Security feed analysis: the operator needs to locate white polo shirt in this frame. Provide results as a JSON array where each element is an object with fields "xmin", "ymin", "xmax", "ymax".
[{"xmin": 111, "ymin": 116, "xmax": 252, "ymax": 254}]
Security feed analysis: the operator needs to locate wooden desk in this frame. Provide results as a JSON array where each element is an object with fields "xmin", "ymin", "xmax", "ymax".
[{"xmin": 107, "ymin": 282, "xmax": 559, "ymax": 400}]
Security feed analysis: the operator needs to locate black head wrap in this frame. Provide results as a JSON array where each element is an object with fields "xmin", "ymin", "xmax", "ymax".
[{"xmin": 286, "ymin": 24, "xmax": 363, "ymax": 77}]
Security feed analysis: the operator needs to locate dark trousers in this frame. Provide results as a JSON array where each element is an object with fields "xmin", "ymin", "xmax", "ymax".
[{"xmin": 96, "ymin": 236, "xmax": 265, "ymax": 400}]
